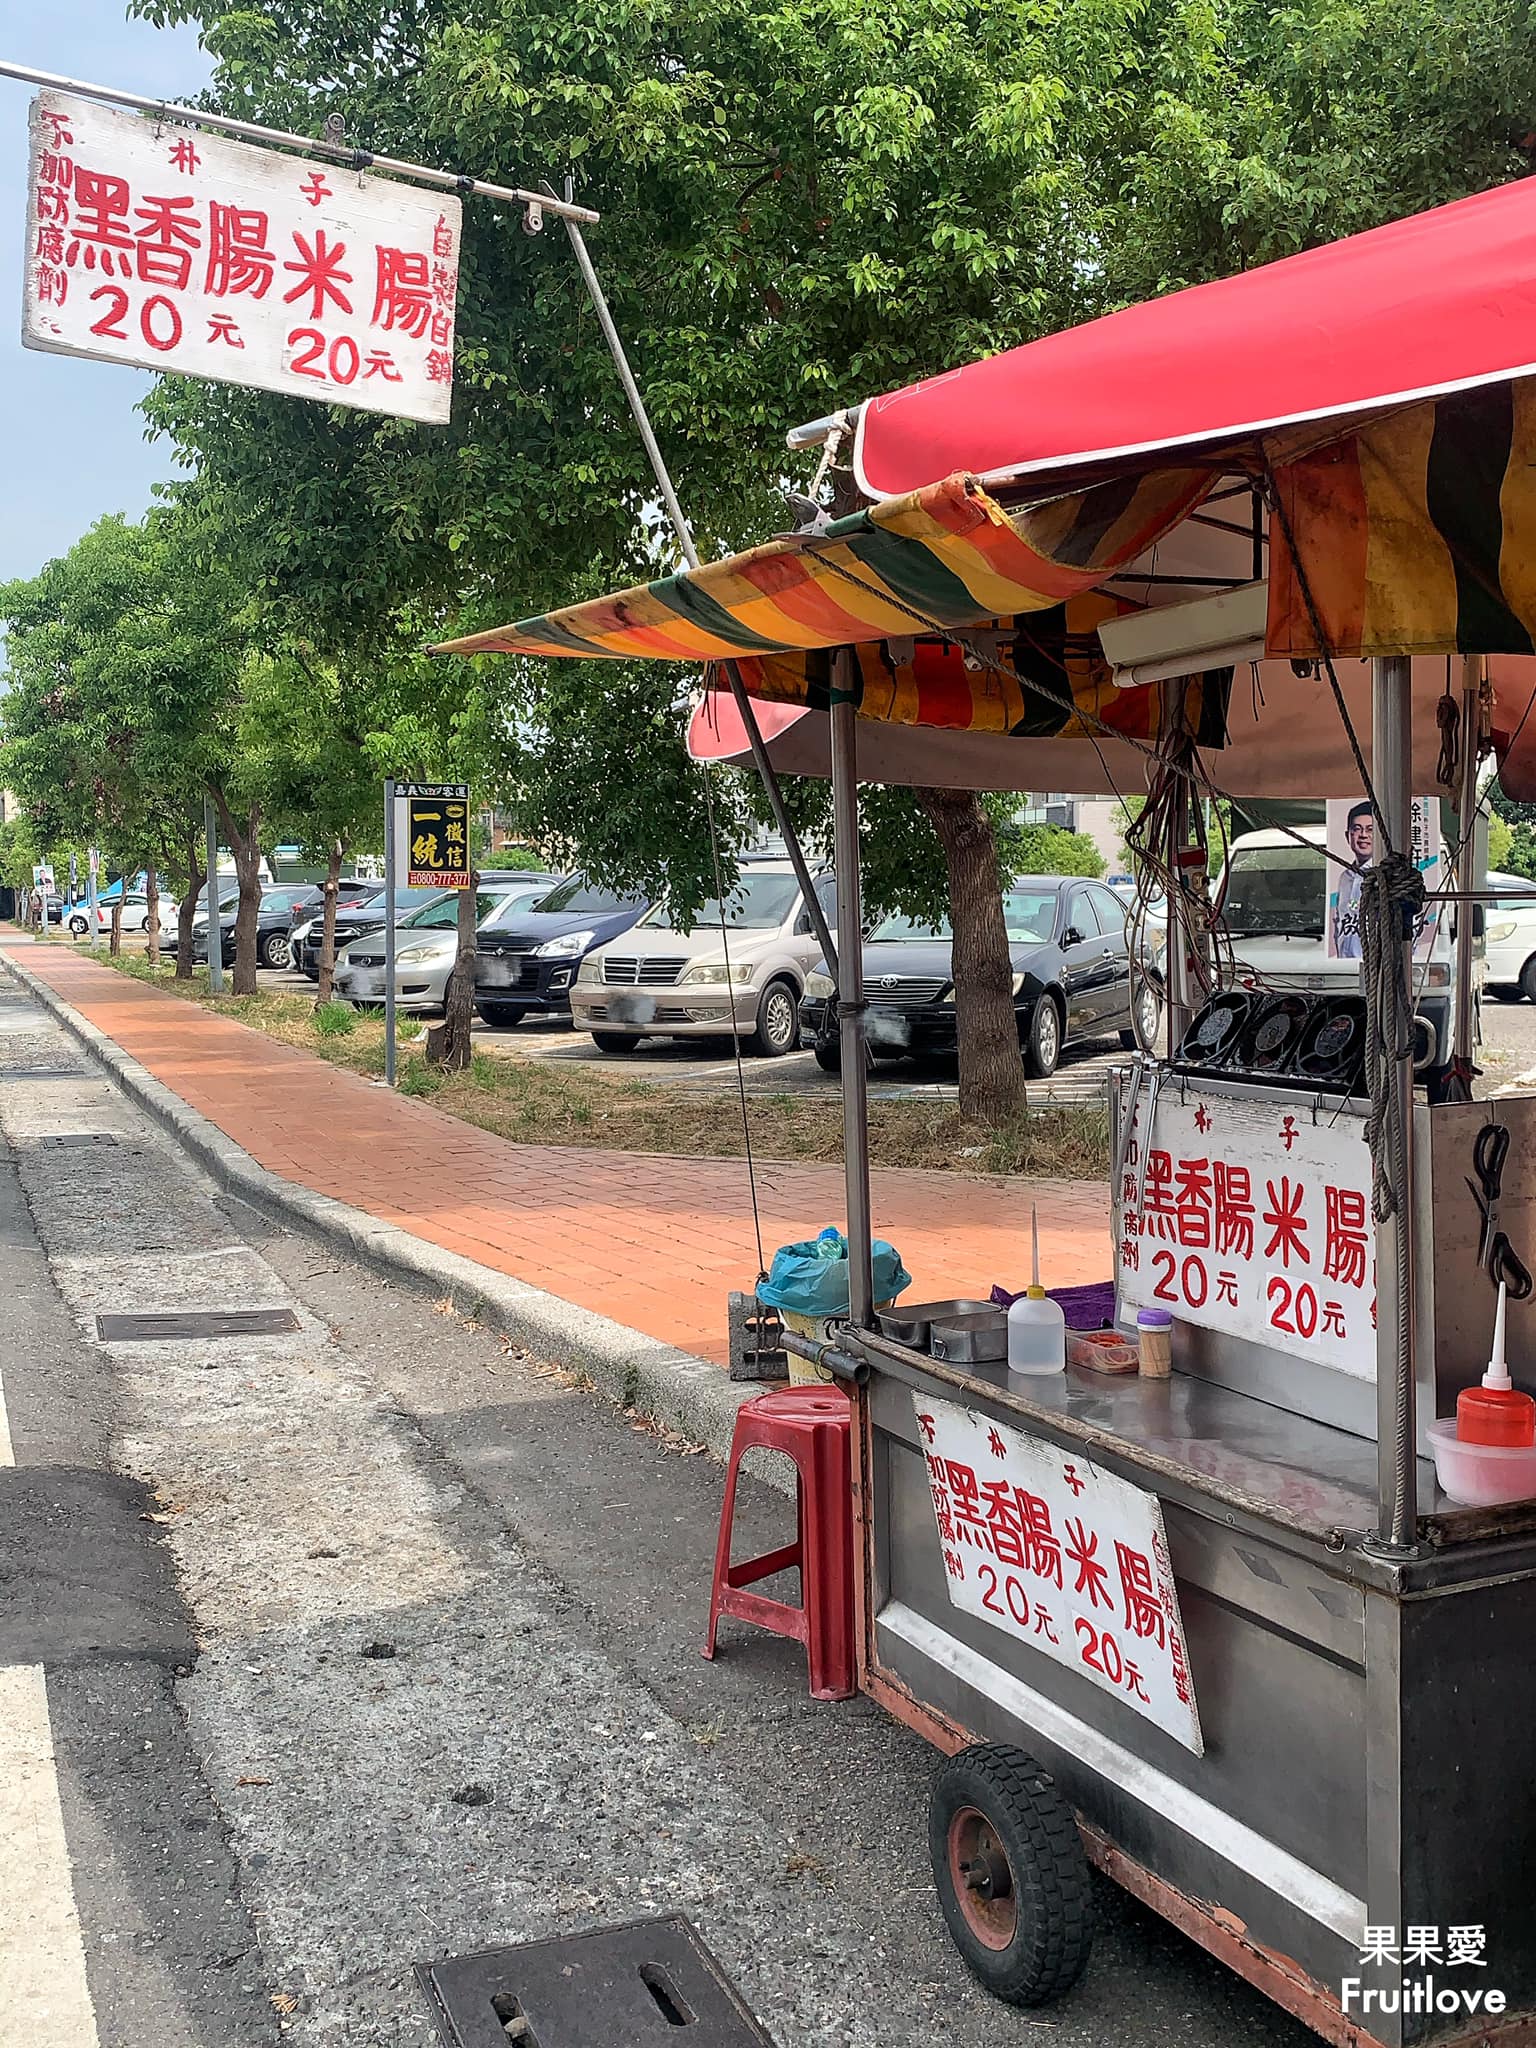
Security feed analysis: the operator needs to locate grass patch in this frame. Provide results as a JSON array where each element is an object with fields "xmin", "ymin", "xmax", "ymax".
[
  {"xmin": 314, "ymin": 999, "xmax": 356, "ymax": 1038},
  {"xmin": 70, "ymin": 943, "xmax": 1110, "ymax": 1181}
]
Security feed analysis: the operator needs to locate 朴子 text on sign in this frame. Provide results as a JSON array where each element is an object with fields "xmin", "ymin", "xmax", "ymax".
[{"xmin": 23, "ymin": 90, "xmax": 461, "ymax": 425}]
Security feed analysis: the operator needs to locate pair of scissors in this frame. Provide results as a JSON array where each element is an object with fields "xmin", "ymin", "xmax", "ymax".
[{"xmin": 1465, "ymin": 1121, "xmax": 1534, "ymax": 1301}]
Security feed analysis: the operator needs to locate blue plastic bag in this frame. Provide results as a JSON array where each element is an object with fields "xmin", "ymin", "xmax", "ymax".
[{"xmin": 757, "ymin": 1225, "xmax": 911, "ymax": 1316}]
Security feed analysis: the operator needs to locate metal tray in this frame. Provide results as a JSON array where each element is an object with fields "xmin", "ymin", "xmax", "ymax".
[
  {"xmin": 929, "ymin": 1308, "xmax": 1009, "ymax": 1364},
  {"xmin": 877, "ymin": 1299, "xmax": 995, "ymax": 1349}
]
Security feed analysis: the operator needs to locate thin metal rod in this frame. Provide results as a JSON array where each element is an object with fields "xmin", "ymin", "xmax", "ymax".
[
  {"xmin": 559, "ymin": 215, "xmax": 839, "ymax": 974},
  {"xmin": 203, "ymin": 794, "xmax": 223, "ymax": 995},
  {"xmin": 0, "ymin": 57, "xmax": 599, "ymax": 222},
  {"xmin": 830, "ymin": 664, "xmax": 873, "ymax": 1328},
  {"xmin": 1372, "ymin": 655, "xmax": 1417, "ymax": 1550},
  {"xmin": 1451, "ymin": 656, "xmax": 1483, "ymax": 1072},
  {"xmin": 383, "ymin": 780, "xmax": 397, "ymax": 1089}
]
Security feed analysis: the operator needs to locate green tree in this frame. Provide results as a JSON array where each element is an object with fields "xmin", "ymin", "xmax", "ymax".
[{"xmin": 0, "ymin": 513, "xmax": 234, "ymax": 972}]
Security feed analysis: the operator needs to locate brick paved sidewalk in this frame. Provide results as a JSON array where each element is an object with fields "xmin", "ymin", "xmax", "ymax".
[{"xmin": 6, "ymin": 944, "xmax": 1112, "ymax": 1366}]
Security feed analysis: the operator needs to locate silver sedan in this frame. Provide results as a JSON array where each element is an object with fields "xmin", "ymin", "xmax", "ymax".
[{"xmin": 332, "ymin": 877, "xmax": 563, "ymax": 1011}]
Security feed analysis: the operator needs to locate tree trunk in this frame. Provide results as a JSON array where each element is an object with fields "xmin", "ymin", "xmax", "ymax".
[
  {"xmin": 109, "ymin": 898, "xmax": 123, "ymax": 957},
  {"xmin": 176, "ymin": 826, "xmax": 203, "ymax": 981},
  {"xmin": 212, "ymin": 790, "xmax": 262, "ymax": 996},
  {"xmin": 429, "ymin": 874, "xmax": 477, "ymax": 1071},
  {"xmin": 914, "ymin": 788, "xmax": 1028, "ymax": 1126},
  {"xmin": 315, "ymin": 839, "xmax": 344, "ymax": 1004},
  {"xmin": 145, "ymin": 863, "xmax": 160, "ymax": 966}
]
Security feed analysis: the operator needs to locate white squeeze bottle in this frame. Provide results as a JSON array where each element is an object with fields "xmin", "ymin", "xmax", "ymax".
[{"xmin": 1008, "ymin": 1205, "xmax": 1066, "ymax": 1377}]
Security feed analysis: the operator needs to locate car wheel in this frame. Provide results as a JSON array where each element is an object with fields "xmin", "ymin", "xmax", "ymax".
[
  {"xmin": 592, "ymin": 1031, "xmax": 640, "ymax": 1053},
  {"xmin": 68, "ymin": 916, "xmax": 88, "ymax": 937},
  {"xmin": 746, "ymin": 977, "xmax": 799, "ymax": 1058},
  {"xmin": 1520, "ymin": 957, "xmax": 1536, "ymax": 1005},
  {"xmin": 475, "ymin": 1001, "xmax": 527, "ymax": 1029},
  {"xmin": 1024, "ymin": 995, "xmax": 1062, "ymax": 1079},
  {"xmin": 258, "ymin": 932, "xmax": 292, "ymax": 970},
  {"xmin": 1120, "ymin": 978, "xmax": 1161, "ymax": 1051}
]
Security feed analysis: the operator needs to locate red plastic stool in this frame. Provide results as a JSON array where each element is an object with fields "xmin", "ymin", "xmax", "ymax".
[{"xmin": 703, "ymin": 1386, "xmax": 856, "ymax": 1701}]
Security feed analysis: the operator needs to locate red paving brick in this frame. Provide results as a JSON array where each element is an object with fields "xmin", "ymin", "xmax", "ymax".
[{"xmin": 9, "ymin": 945, "xmax": 1112, "ymax": 1365}]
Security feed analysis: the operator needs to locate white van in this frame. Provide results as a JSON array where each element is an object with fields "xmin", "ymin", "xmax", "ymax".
[
  {"xmin": 1483, "ymin": 870, "xmax": 1536, "ymax": 1001},
  {"xmin": 1213, "ymin": 825, "xmax": 1467, "ymax": 1080}
]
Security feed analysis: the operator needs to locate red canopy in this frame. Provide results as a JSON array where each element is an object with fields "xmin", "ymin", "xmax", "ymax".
[{"xmin": 853, "ymin": 179, "xmax": 1536, "ymax": 499}]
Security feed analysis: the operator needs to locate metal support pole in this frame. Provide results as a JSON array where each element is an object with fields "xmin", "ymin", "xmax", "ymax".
[
  {"xmin": 560, "ymin": 216, "xmax": 839, "ymax": 976},
  {"xmin": 830, "ymin": 661, "xmax": 873, "ymax": 1328},
  {"xmin": 0, "ymin": 59, "xmax": 599, "ymax": 222},
  {"xmin": 1372, "ymin": 656, "xmax": 1418, "ymax": 1550},
  {"xmin": 383, "ymin": 780, "xmax": 398, "ymax": 1089},
  {"xmin": 1449, "ymin": 655, "xmax": 1483, "ymax": 1082},
  {"xmin": 1165, "ymin": 772, "xmax": 1192, "ymax": 1055},
  {"xmin": 203, "ymin": 795, "xmax": 223, "ymax": 995}
]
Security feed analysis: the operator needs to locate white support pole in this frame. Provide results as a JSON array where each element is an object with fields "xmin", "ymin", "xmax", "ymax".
[
  {"xmin": 383, "ymin": 781, "xmax": 398, "ymax": 1089},
  {"xmin": 203, "ymin": 796, "xmax": 223, "ymax": 996}
]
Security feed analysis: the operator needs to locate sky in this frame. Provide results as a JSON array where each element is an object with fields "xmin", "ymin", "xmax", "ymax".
[{"xmin": 0, "ymin": 0, "xmax": 211, "ymax": 587}]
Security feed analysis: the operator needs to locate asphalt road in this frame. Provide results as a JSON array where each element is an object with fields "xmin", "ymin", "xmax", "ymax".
[{"xmin": 0, "ymin": 969, "xmax": 1317, "ymax": 2048}]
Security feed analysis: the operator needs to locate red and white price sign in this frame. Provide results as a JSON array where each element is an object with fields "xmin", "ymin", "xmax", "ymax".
[
  {"xmin": 914, "ymin": 1392, "xmax": 1202, "ymax": 1754},
  {"xmin": 23, "ymin": 90, "xmax": 461, "ymax": 425},
  {"xmin": 1114, "ymin": 1086, "xmax": 1376, "ymax": 1377}
]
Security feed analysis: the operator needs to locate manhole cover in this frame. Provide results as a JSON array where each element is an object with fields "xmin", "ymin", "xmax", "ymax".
[
  {"xmin": 41, "ymin": 1132, "xmax": 116, "ymax": 1148},
  {"xmin": 95, "ymin": 1308, "xmax": 302, "ymax": 1341},
  {"xmin": 418, "ymin": 1915, "xmax": 777, "ymax": 2048}
]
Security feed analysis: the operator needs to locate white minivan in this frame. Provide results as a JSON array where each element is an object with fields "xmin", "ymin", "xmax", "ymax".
[
  {"xmin": 1214, "ymin": 825, "xmax": 1467, "ymax": 1081},
  {"xmin": 571, "ymin": 858, "xmax": 835, "ymax": 1057}
]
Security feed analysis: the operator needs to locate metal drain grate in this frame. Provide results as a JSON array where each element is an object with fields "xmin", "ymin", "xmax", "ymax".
[
  {"xmin": 0, "ymin": 1066, "xmax": 85, "ymax": 1080},
  {"xmin": 418, "ymin": 1916, "xmax": 777, "ymax": 2048},
  {"xmin": 42, "ymin": 1131, "xmax": 116, "ymax": 1148},
  {"xmin": 95, "ymin": 1307, "xmax": 302, "ymax": 1341}
]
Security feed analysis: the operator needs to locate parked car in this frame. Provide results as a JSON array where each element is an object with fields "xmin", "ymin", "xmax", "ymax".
[
  {"xmin": 172, "ymin": 888, "xmax": 308, "ymax": 968},
  {"xmin": 332, "ymin": 875, "xmax": 564, "ymax": 1011},
  {"xmin": 1482, "ymin": 869, "xmax": 1536, "ymax": 1000},
  {"xmin": 290, "ymin": 887, "xmax": 444, "ymax": 978},
  {"xmin": 570, "ymin": 860, "xmax": 838, "ymax": 1056},
  {"xmin": 67, "ymin": 892, "xmax": 181, "ymax": 939},
  {"xmin": 802, "ymin": 875, "xmax": 1157, "ymax": 1079},
  {"xmin": 286, "ymin": 877, "xmax": 378, "ymax": 934},
  {"xmin": 474, "ymin": 875, "xmax": 650, "ymax": 1028}
]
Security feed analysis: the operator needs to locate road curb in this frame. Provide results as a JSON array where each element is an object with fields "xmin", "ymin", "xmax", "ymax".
[{"xmin": 2, "ymin": 952, "xmax": 778, "ymax": 1481}]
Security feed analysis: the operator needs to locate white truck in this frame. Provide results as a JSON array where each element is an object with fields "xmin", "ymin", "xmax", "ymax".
[{"xmin": 1211, "ymin": 824, "xmax": 1469, "ymax": 1087}]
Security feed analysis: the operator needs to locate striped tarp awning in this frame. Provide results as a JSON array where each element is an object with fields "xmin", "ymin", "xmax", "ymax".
[
  {"xmin": 436, "ymin": 468, "xmax": 1211, "ymax": 670},
  {"xmin": 1268, "ymin": 381, "xmax": 1536, "ymax": 657}
]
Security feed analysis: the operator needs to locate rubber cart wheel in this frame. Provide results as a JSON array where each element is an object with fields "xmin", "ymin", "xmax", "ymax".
[{"xmin": 929, "ymin": 1743, "xmax": 1093, "ymax": 2007}]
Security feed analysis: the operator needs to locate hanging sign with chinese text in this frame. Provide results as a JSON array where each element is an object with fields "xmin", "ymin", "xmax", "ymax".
[
  {"xmin": 23, "ymin": 91, "xmax": 461, "ymax": 424},
  {"xmin": 1115, "ymin": 1084, "xmax": 1375, "ymax": 1377},
  {"xmin": 914, "ymin": 1392, "xmax": 1202, "ymax": 1753},
  {"xmin": 396, "ymin": 783, "xmax": 471, "ymax": 887}
]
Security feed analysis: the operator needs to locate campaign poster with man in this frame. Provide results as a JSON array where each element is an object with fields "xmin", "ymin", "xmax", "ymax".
[{"xmin": 1326, "ymin": 797, "xmax": 1442, "ymax": 961}]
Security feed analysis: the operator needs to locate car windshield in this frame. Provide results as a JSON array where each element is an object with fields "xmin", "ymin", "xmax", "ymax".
[
  {"xmin": 516, "ymin": 876, "xmax": 642, "ymax": 918},
  {"xmin": 402, "ymin": 890, "xmax": 516, "ymax": 931},
  {"xmin": 638, "ymin": 872, "xmax": 801, "ymax": 931},
  {"xmin": 1221, "ymin": 846, "xmax": 1326, "ymax": 937},
  {"xmin": 869, "ymin": 888, "xmax": 1060, "ymax": 945}
]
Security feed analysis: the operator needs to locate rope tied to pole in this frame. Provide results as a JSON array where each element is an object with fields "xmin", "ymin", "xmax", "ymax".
[{"xmin": 1360, "ymin": 849, "xmax": 1425, "ymax": 1224}]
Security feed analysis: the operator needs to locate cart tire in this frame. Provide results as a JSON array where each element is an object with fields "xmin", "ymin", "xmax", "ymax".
[{"xmin": 929, "ymin": 1743, "xmax": 1092, "ymax": 2007}]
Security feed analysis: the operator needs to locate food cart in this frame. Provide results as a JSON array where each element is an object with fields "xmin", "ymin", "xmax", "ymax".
[{"xmin": 442, "ymin": 179, "xmax": 1536, "ymax": 2046}]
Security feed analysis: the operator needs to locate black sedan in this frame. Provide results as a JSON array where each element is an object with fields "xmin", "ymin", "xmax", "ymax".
[
  {"xmin": 473, "ymin": 875, "xmax": 650, "ymax": 1027},
  {"xmin": 172, "ymin": 886, "xmax": 323, "ymax": 970},
  {"xmin": 801, "ymin": 876, "xmax": 1159, "ymax": 1078}
]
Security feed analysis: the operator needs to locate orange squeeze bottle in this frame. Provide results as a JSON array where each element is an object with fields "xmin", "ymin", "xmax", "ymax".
[{"xmin": 1457, "ymin": 1283, "xmax": 1536, "ymax": 1447}]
